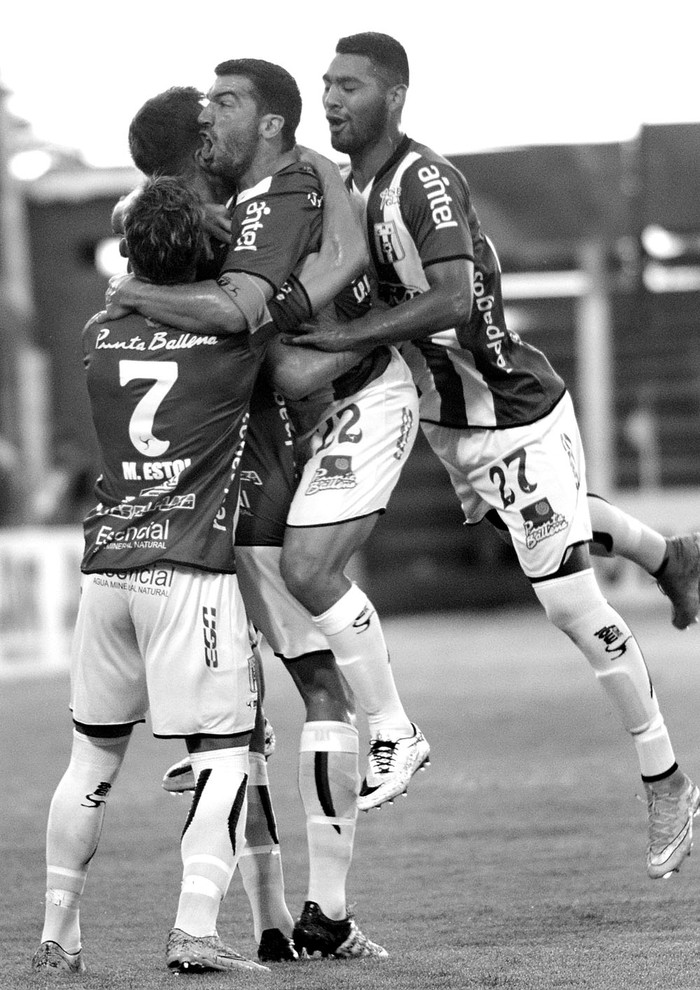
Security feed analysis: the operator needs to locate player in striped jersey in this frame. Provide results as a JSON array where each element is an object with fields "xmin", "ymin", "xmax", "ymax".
[{"xmin": 287, "ymin": 31, "xmax": 700, "ymax": 880}]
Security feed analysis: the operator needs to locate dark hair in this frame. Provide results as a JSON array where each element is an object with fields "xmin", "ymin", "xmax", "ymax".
[
  {"xmin": 335, "ymin": 32, "xmax": 409, "ymax": 86},
  {"xmin": 214, "ymin": 58, "xmax": 301, "ymax": 149},
  {"xmin": 128, "ymin": 86, "xmax": 203, "ymax": 176},
  {"xmin": 124, "ymin": 177, "xmax": 207, "ymax": 285}
]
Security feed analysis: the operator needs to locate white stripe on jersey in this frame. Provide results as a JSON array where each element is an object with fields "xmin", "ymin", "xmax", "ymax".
[
  {"xmin": 355, "ymin": 155, "xmax": 498, "ymax": 426},
  {"xmin": 402, "ymin": 334, "xmax": 498, "ymax": 426}
]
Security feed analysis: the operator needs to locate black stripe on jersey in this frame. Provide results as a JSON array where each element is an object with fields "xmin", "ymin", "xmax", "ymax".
[
  {"xmin": 314, "ymin": 752, "xmax": 341, "ymax": 835},
  {"xmin": 414, "ymin": 337, "xmax": 473, "ymax": 426}
]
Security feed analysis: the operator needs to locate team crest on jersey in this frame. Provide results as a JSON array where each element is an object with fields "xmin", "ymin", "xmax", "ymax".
[
  {"xmin": 380, "ymin": 186, "xmax": 401, "ymax": 209},
  {"xmin": 305, "ymin": 455, "xmax": 357, "ymax": 495},
  {"xmin": 374, "ymin": 221, "xmax": 405, "ymax": 264},
  {"xmin": 520, "ymin": 497, "xmax": 567, "ymax": 549}
]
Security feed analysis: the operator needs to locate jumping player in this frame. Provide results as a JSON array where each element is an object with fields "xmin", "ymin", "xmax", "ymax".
[{"xmin": 288, "ymin": 32, "xmax": 700, "ymax": 880}]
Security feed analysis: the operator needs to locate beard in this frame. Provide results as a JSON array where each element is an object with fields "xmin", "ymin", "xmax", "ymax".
[
  {"xmin": 198, "ymin": 129, "xmax": 256, "ymax": 184},
  {"xmin": 329, "ymin": 101, "xmax": 388, "ymax": 156}
]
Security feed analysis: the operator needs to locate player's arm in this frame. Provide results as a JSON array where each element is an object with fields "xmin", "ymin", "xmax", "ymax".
[
  {"xmin": 264, "ymin": 317, "xmax": 371, "ymax": 400},
  {"xmin": 98, "ymin": 272, "xmax": 257, "ymax": 334},
  {"xmin": 100, "ymin": 151, "xmax": 367, "ymax": 337},
  {"xmin": 295, "ymin": 147, "xmax": 368, "ymax": 309},
  {"xmin": 287, "ymin": 257, "xmax": 474, "ymax": 352}
]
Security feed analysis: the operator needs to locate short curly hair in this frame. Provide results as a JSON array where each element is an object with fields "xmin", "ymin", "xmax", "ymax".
[{"xmin": 124, "ymin": 177, "xmax": 208, "ymax": 285}]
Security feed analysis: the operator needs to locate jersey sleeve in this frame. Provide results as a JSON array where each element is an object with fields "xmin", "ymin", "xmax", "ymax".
[
  {"xmin": 401, "ymin": 158, "xmax": 475, "ymax": 268},
  {"xmin": 220, "ymin": 164, "xmax": 323, "ymax": 292}
]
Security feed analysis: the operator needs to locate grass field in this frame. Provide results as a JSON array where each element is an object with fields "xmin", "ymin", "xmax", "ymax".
[{"xmin": 4, "ymin": 602, "xmax": 700, "ymax": 990}]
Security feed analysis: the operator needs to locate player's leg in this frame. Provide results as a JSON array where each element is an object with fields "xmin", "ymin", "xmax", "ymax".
[
  {"xmin": 167, "ymin": 729, "xmax": 271, "ymax": 973},
  {"xmin": 282, "ymin": 351, "xmax": 429, "ymax": 810},
  {"xmin": 237, "ymin": 544, "xmax": 387, "ymax": 957},
  {"xmin": 487, "ymin": 492, "xmax": 700, "ymax": 630},
  {"xmin": 425, "ymin": 398, "xmax": 699, "ymax": 877},
  {"xmin": 139, "ymin": 565, "xmax": 267, "ymax": 973},
  {"xmin": 533, "ymin": 550, "xmax": 700, "ymax": 878},
  {"xmin": 282, "ymin": 517, "xmax": 429, "ymax": 811},
  {"xmin": 32, "ymin": 575, "xmax": 143, "ymax": 974},
  {"xmin": 237, "ymin": 630, "xmax": 297, "ymax": 963},
  {"xmin": 587, "ymin": 492, "xmax": 700, "ymax": 630},
  {"xmin": 285, "ymin": 656, "xmax": 384, "ymax": 959},
  {"xmin": 32, "ymin": 725, "xmax": 132, "ymax": 974}
]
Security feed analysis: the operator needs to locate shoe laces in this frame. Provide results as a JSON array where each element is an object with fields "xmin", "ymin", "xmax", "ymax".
[
  {"xmin": 368, "ymin": 738, "xmax": 398, "ymax": 774},
  {"xmin": 646, "ymin": 785, "xmax": 688, "ymax": 846}
]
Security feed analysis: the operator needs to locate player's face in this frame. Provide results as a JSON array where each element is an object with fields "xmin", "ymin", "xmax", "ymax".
[
  {"xmin": 322, "ymin": 54, "xmax": 392, "ymax": 155},
  {"xmin": 198, "ymin": 75, "xmax": 261, "ymax": 182}
]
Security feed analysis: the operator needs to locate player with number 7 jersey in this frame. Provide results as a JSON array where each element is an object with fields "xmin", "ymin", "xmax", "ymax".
[{"xmin": 80, "ymin": 313, "xmax": 265, "ymax": 574}]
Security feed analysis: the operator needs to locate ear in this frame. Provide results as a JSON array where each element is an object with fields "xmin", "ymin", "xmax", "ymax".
[
  {"xmin": 259, "ymin": 113, "xmax": 285, "ymax": 140},
  {"xmin": 387, "ymin": 84, "xmax": 407, "ymax": 114}
]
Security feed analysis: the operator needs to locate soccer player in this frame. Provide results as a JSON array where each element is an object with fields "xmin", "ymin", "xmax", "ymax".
[
  {"xmin": 287, "ymin": 31, "xmax": 700, "ymax": 879},
  {"xmin": 110, "ymin": 75, "xmax": 407, "ymax": 958},
  {"xmin": 31, "ymin": 177, "xmax": 272, "ymax": 977},
  {"xmin": 104, "ymin": 60, "xmax": 430, "ymax": 815},
  {"xmin": 123, "ymin": 86, "xmax": 389, "ymax": 964}
]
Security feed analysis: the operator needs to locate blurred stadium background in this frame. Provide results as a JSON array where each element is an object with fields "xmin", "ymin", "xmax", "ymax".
[{"xmin": 1, "ymin": 85, "xmax": 700, "ymax": 676}]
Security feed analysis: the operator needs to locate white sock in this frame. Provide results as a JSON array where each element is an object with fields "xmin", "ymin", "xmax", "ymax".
[
  {"xmin": 588, "ymin": 494, "xmax": 666, "ymax": 573},
  {"xmin": 312, "ymin": 584, "xmax": 411, "ymax": 738},
  {"xmin": 42, "ymin": 729, "xmax": 130, "ymax": 952},
  {"xmin": 536, "ymin": 570, "xmax": 676, "ymax": 778},
  {"xmin": 298, "ymin": 721, "xmax": 359, "ymax": 920},
  {"xmin": 175, "ymin": 747, "xmax": 248, "ymax": 938},
  {"xmin": 237, "ymin": 752, "xmax": 293, "ymax": 940}
]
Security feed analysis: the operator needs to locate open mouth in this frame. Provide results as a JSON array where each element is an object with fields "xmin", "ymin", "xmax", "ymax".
[
  {"xmin": 326, "ymin": 116, "xmax": 346, "ymax": 132},
  {"xmin": 198, "ymin": 132, "xmax": 214, "ymax": 161}
]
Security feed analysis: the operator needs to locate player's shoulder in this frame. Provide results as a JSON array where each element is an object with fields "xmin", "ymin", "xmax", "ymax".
[
  {"xmin": 269, "ymin": 160, "xmax": 323, "ymax": 198},
  {"xmin": 401, "ymin": 137, "xmax": 468, "ymax": 186}
]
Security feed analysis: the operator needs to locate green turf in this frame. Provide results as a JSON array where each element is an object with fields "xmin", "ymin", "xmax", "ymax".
[{"xmin": 4, "ymin": 603, "xmax": 700, "ymax": 989}]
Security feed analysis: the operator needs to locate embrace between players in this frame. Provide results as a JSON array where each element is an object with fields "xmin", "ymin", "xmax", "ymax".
[{"xmin": 32, "ymin": 32, "xmax": 700, "ymax": 977}]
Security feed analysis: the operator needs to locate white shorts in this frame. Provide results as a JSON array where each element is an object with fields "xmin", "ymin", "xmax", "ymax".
[
  {"xmin": 235, "ymin": 545, "xmax": 328, "ymax": 660},
  {"xmin": 70, "ymin": 564, "xmax": 257, "ymax": 737},
  {"xmin": 286, "ymin": 347, "xmax": 418, "ymax": 527},
  {"xmin": 422, "ymin": 392, "xmax": 592, "ymax": 579}
]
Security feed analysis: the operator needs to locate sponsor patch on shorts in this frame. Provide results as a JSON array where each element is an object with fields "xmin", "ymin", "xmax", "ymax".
[
  {"xmin": 520, "ymin": 497, "xmax": 567, "ymax": 549},
  {"xmin": 305, "ymin": 455, "xmax": 357, "ymax": 495}
]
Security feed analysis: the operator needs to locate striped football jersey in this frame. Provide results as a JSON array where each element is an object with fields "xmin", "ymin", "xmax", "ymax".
[{"xmin": 355, "ymin": 135, "xmax": 566, "ymax": 429}]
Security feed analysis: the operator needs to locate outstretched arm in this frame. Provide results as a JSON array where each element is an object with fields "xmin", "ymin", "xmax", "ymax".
[{"xmin": 286, "ymin": 258, "xmax": 474, "ymax": 351}]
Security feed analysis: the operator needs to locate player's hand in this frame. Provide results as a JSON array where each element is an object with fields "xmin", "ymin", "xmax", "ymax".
[
  {"xmin": 96, "ymin": 273, "xmax": 135, "ymax": 322},
  {"xmin": 283, "ymin": 315, "xmax": 356, "ymax": 352},
  {"xmin": 202, "ymin": 203, "xmax": 232, "ymax": 243}
]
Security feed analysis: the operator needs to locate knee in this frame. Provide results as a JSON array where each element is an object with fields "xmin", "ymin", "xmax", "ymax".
[
  {"xmin": 280, "ymin": 544, "xmax": 316, "ymax": 596},
  {"xmin": 534, "ymin": 569, "xmax": 607, "ymax": 634}
]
